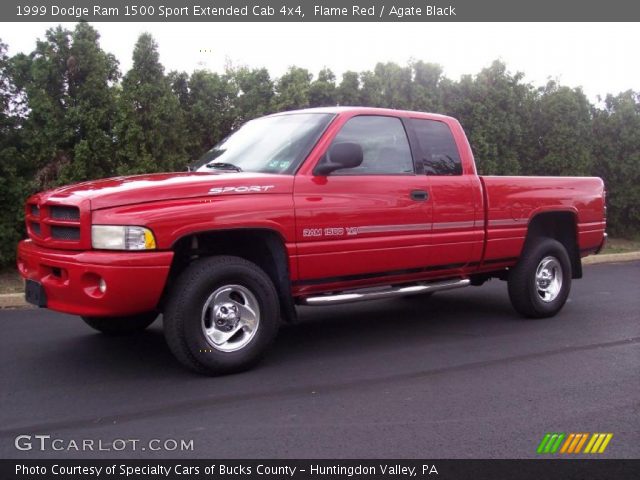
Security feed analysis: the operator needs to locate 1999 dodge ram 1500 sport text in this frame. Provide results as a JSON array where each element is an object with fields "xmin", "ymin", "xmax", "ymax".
[{"xmin": 17, "ymin": 107, "xmax": 607, "ymax": 375}]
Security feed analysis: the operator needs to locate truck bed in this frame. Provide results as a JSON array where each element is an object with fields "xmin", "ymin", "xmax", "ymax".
[{"xmin": 480, "ymin": 175, "xmax": 606, "ymax": 263}]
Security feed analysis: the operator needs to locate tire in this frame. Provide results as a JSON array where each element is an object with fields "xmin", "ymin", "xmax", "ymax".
[
  {"xmin": 163, "ymin": 255, "xmax": 280, "ymax": 375},
  {"xmin": 508, "ymin": 237, "xmax": 572, "ymax": 318},
  {"xmin": 82, "ymin": 312, "xmax": 158, "ymax": 335}
]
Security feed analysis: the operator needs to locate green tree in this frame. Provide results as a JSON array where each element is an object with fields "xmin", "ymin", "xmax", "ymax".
[
  {"xmin": 372, "ymin": 62, "xmax": 413, "ymax": 109},
  {"xmin": 592, "ymin": 91, "xmax": 640, "ymax": 236},
  {"xmin": 9, "ymin": 26, "xmax": 74, "ymax": 189},
  {"xmin": 8, "ymin": 23, "xmax": 119, "ymax": 188},
  {"xmin": 442, "ymin": 60, "xmax": 533, "ymax": 175},
  {"xmin": 359, "ymin": 70, "xmax": 383, "ymax": 106},
  {"xmin": 308, "ymin": 68, "xmax": 337, "ymax": 107},
  {"xmin": 530, "ymin": 81, "xmax": 593, "ymax": 176},
  {"xmin": 115, "ymin": 33, "xmax": 188, "ymax": 173},
  {"xmin": 337, "ymin": 70, "xmax": 360, "ymax": 106},
  {"xmin": 169, "ymin": 70, "xmax": 190, "ymax": 109},
  {"xmin": 228, "ymin": 66, "xmax": 274, "ymax": 123},
  {"xmin": 411, "ymin": 60, "xmax": 444, "ymax": 112},
  {"xmin": 274, "ymin": 66, "xmax": 312, "ymax": 111},
  {"xmin": 59, "ymin": 22, "xmax": 119, "ymax": 183},
  {"xmin": 184, "ymin": 70, "xmax": 238, "ymax": 157},
  {"xmin": 0, "ymin": 40, "xmax": 28, "ymax": 265}
]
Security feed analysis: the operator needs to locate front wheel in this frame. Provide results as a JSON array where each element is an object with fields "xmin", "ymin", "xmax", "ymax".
[
  {"xmin": 508, "ymin": 237, "xmax": 572, "ymax": 318},
  {"xmin": 82, "ymin": 312, "xmax": 158, "ymax": 335},
  {"xmin": 163, "ymin": 256, "xmax": 280, "ymax": 375}
]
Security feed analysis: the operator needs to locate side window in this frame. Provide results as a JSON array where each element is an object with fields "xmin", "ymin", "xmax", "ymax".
[
  {"xmin": 330, "ymin": 116, "xmax": 414, "ymax": 175},
  {"xmin": 410, "ymin": 119, "xmax": 462, "ymax": 175}
]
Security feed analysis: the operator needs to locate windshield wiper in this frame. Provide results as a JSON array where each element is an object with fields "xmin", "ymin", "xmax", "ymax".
[{"xmin": 205, "ymin": 162, "xmax": 243, "ymax": 172}]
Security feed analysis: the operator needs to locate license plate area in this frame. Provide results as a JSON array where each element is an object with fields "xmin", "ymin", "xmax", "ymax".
[{"xmin": 25, "ymin": 279, "xmax": 47, "ymax": 307}]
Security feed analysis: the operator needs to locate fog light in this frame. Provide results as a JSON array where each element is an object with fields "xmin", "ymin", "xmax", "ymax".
[{"xmin": 98, "ymin": 278, "xmax": 107, "ymax": 293}]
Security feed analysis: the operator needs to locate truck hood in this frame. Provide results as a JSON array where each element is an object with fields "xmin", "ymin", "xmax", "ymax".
[{"xmin": 32, "ymin": 172, "xmax": 294, "ymax": 210}]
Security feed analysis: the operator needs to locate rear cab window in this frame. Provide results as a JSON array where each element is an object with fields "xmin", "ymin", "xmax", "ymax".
[{"xmin": 409, "ymin": 118, "xmax": 462, "ymax": 175}]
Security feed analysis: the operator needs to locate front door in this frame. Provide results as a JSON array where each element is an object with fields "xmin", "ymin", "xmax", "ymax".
[{"xmin": 293, "ymin": 114, "xmax": 433, "ymax": 285}]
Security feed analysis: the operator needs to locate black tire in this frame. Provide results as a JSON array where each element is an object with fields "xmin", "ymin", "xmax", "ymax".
[
  {"xmin": 163, "ymin": 255, "xmax": 280, "ymax": 375},
  {"xmin": 508, "ymin": 237, "xmax": 572, "ymax": 318},
  {"xmin": 82, "ymin": 312, "xmax": 158, "ymax": 335}
]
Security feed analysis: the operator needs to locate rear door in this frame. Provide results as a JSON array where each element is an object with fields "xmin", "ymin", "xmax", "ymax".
[
  {"xmin": 293, "ymin": 114, "xmax": 433, "ymax": 284},
  {"xmin": 407, "ymin": 117, "xmax": 484, "ymax": 270}
]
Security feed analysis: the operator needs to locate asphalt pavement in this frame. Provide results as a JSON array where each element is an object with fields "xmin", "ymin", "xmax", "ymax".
[{"xmin": 1, "ymin": 261, "xmax": 638, "ymax": 459}]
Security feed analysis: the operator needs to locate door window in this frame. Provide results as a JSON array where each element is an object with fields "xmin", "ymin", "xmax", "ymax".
[{"xmin": 330, "ymin": 116, "xmax": 414, "ymax": 175}]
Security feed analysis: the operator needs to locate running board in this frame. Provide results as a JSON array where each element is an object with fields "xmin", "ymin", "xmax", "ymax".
[{"xmin": 298, "ymin": 278, "xmax": 471, "ymax": 306}]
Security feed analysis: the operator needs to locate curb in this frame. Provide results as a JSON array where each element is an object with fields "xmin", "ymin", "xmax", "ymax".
[
  {"xmin": 1, "ymin": 252, "xmax": 639, "ymax": 310},
  {"xmin": 0, "ymin": 293, "xmax": 31, "ymax": 310},
  {"xmin": 581, "ymin": 251, "xmax": 640, "ymax": 265}
]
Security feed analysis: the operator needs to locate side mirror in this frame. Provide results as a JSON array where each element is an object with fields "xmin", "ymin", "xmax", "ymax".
[{"xmin": 314, "ymin": 142, "xmax": 363, "ymax": 176}]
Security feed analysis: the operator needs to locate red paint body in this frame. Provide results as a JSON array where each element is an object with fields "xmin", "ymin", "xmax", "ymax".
[{"xmin": 16, "ymin": 107, "xmax": 606, "ymax": 316}]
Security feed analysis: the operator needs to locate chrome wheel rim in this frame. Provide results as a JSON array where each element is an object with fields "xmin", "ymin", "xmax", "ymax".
[
  {"xmin": 535, "ymin": 256, "xmax": 563, "ymax": 303},
  {"xmin": 201, "ymin": 284, "xmax": 260, "ymax": 352}
]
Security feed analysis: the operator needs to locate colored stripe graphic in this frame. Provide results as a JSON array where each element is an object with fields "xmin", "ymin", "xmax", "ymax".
[
  {"xmin": 537, "ymin": 433, "xmax": 552, "ymax": 454},
  {"xmin": 549, "ymin": 433, "xmax": 565, "ymax": 453},
  {"xmin": 584, "ymin": 433, "xmax": 614, "ymax": 453},
  {"xmin": 560, "ymin": 433, "xmax": 575, "ymax": 453},
  {"xmin": 537, "ymin": 433, "xmax": 565, "ymax": 453},
  {"xmin": 539, "ymin": 433, "xmax": 613, "ymax": 454},
  {"xmin": 597, "ymin": 434, "xmax": 614, "ymax": 453},
  {"xmin": 560, "ymin": 433, "xmax": 588, "ymax": 453},
  {"xmin": 574, "ymin": 433, "xmax": 589, "ymax": 453}
]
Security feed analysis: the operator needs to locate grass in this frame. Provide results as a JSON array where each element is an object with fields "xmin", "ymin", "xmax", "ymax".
[
  {"xmin": 0, "ymin": 237, "xmax": 638, "ymax": 295},
  {"xmin": 0, "ymin": 269, "xmax": 23, "ymax": 294},
  {"xmin": 601, "ymin": 237, "xmax": 640, "ymax": 254}
]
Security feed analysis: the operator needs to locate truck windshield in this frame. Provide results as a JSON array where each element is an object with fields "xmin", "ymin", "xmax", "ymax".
[{"xmin": 191, "ymin": 113, "xmax": 335, "ymax": 174}]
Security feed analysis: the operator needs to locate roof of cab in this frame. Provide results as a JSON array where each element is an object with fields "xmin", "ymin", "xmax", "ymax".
[{"xmin": 269, "ymin": 106, "xmax": 455, "ymax": 122}]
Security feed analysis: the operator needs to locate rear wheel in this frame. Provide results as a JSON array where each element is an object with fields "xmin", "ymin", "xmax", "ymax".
[
  {"xmin": 163, "ymin": 255, "xmax": 280, "ymax": 375},
  {"xmin": 82, "ymin": 312, "xmax": 158, "ymax": 335},
  {"xmin": 508, "ymin": 237, "xmax": 572, "ymax": 318}
]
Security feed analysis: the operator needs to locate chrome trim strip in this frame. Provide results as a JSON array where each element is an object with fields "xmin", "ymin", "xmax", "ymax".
[
  {"xmin": 356, "ymin": 220, "xmax": 480, "ymax": 234},
  {"xmin": 488, "ymin": 218, "xmax": 529, "ymax": 227},
  {"xmin": 432, "ymin": 220, "xmax": 477, "ymax": 230},
  {"xmin": 356, "ymin": 223, "xmax": 432, "ymax": 234}
]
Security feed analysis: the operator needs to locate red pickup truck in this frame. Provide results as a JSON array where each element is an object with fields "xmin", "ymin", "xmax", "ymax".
[{"xmin": 17, "ymin": 107, "xmax": 606, "ymax": 375}]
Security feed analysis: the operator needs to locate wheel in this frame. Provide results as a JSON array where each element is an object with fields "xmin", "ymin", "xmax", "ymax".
[
  {"xmin": 163, "ymin": 255, "xmax": 280, "ymax": 375},
  {"xmin": 82, "ymin": 312, "xmax": 158, "ymax": 335},
  {"xmin": 508, "ymin": 237, "xmax": 572, "ymax": 318}
]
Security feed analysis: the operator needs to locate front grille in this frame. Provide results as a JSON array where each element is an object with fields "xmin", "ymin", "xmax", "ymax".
[
  {"xmin": 50, "ymin": 206, "xmax": 80, "ymax": 221},
  {"xmin": 51, "ymin": 226, "xmax": 80, "ymax": 241},
  {"xmin": 30, "ymin": 222, "xmax": 41, "ymax": 236},
  {"xmin": 27, "ymin": 202, "xmax": 85, "ymax": 248}
]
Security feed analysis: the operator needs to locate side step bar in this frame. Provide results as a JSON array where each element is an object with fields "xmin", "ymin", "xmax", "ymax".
[{"xmin": 298, "ymin": 278, "xmax": 471, "ymax": 306}]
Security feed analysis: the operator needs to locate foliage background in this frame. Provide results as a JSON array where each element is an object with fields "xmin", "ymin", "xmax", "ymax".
[{"xmin": 1, "ymin": 23, "xmax": 638, "ymax": 266}]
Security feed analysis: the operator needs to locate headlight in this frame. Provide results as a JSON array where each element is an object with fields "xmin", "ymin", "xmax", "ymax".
[{"xmin": 91, "ymin": 226, "xmax": 156, "ymax": 250}]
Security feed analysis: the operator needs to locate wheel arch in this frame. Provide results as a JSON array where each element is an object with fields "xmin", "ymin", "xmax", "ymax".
[
  {"xmin": 164, "ymin": 228, "xmax": 296, "ymax": 323},
  {"xmin": 525, "ymin": 211, "xmax": 582, "ymax": 279}
]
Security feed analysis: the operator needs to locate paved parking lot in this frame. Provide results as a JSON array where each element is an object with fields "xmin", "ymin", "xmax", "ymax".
[{"xmin": 1, "ymin": 261, "xmax": 638, "ymax": 459}]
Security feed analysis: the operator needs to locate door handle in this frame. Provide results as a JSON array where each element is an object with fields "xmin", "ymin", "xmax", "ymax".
[{"xmin": 410, "ymin": 190, "xmax": 429, "ymax": 202}]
